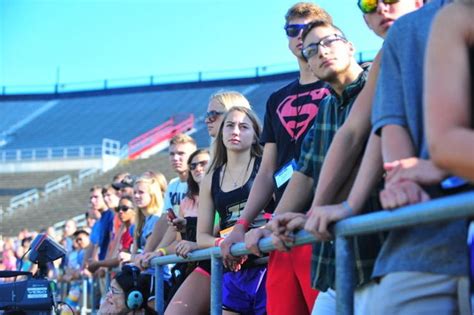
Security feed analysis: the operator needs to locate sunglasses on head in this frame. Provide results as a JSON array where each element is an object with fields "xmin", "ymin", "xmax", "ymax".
[
  {"xmin": 205, "ymin": 110, "xmax": 225, "ymax": 123},
  {"xmin": 358, "ymin": 0, "xmax": 400, "ymax": 14},
  {"xmin": 189, "ymin": 160, "xmax": 209, "ymax": 171},
  {"xmin": 284, "ymin": 23, "xmax": 307, "ymax": 38},
  {"xmin": 117, "ymin": 205, "xmax": 134, "ymax": 212},
  {"xmin": 302, "ymin": 34, "xmax": 347, "ymax": 60}
]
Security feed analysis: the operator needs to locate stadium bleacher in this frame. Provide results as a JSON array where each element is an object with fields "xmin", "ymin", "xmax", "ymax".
[{"xmin": 0, "ymin": 73, "xmax": 296, "ymax": 236}]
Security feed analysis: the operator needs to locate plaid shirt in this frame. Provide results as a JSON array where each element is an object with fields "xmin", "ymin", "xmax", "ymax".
[{"xmin": 297, "ymin": 68, "xmax": 385, "ymax": 291}]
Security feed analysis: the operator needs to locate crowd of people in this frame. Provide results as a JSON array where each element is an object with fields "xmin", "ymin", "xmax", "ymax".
[{"xmin": 0, "ymin": 0, "xmax": 473, "ymax": 314}]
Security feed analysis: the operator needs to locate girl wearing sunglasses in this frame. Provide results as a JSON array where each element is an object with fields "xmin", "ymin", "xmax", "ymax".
[
  {"xmin": 87, "ymin": 195, "xmax": 137, "ymax": 270},
  {"xmin": 205, "ymin": 91, "xmax": 251, "ymax": 138}
]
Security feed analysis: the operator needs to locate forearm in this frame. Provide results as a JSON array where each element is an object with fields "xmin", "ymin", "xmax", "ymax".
[
  {"xmin": 381, "ymin": 125, "xmax": 415, "ymax": 162},
  {"xmin": 157, "ymin": 227, "xmax": 178, "ymax": 249},
  {"xmin": 240, "ymin": 171, "xmax": 275, "ymax": 222},
  {"xmin": 346, "ymin": 134, "xmax": 384, "ymax": 212},
  {"xmin": 314, "ymin": 129, "xmax": 366, "ymax": 205},
  {"xmin": 196, "ymin": 231, "xmax": 220, "ymax": 249},
  {"xmin": 143, "ymin": 215, "xmax": 168, "ymax": 253},
  {"xmin": 274, "ymin": 171, "xmax": 314, "ymax": 215},
  {"xmin": 431, "ymin": 128, "xmax": 474, "ymax": 181}
]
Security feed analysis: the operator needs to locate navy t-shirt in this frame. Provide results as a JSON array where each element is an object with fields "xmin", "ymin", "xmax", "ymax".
[
  {"xmin": 261, "ymin": 79, "xmax": 330, "ymax": 202},
  {"xmin": 97, "ymin": 209, "xmax": 114, "ymax": 260}
]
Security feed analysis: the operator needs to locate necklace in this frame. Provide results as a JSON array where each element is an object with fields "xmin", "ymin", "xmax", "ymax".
[{"xmin": 222, "ymin": 157, "xmax": 253, "ymax": 188}]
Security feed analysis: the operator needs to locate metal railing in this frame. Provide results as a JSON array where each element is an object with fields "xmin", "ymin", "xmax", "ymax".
[
  {"xmin": 8, "ymin": 188, "xmax": 40, "ymax": 212},
  {"xmin": 78, "ymin": 168, "xmax": 101, "ymax": 185},
  {"xmin": 149, "ymin": 191, "xmax": 474, "ymax": 315},
  {"xmin": 44, "ymin": 175, "xmax": 72, "ymax": 200},
  {"xmin": 0, "ymin": 51, "xmax": 378, "ymax": 95},
  {"xmin": 0, "ymin": 145, "xmax": 103, "ymax": 162}
]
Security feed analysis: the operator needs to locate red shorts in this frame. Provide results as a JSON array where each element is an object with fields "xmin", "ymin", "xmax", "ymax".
[{"xmin": 266, "ymin": 244, "xmax": 318, "ymax": 315}]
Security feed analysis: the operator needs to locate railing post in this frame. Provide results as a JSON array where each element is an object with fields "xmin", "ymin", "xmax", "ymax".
[
  {"xmin": 336, "ymin": 236, "xmax": 355, "ymax": 315},
  {"xmin": 198, "ymin": 71, "xmax": 202, "ymax": 82},
  {"xmin": 150, "ymin": 75, "xmax": 154, "ymax": 85},
  {"xmin": 211, "ymin": 254, "xmax": 223, "ymax": 315},
  {"xmin": 81, "ymin": 278, "xmax": 88, "ymax": 315},
  {"xmin": 155, "ymin": 265, "xmax": 165, "ymax": 315}
]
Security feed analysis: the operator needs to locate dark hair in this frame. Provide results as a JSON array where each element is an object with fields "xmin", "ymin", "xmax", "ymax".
[
  {"xmin": 301, "ymin": 19, "xmax": 346, "ymax": 43},
  {"xmin": 186, "ymin": 149, "xmax": 210, "ymax": 201},
  {"xmin": 115, "ymin": 267, "xmax": 156, "ymax": 314}
]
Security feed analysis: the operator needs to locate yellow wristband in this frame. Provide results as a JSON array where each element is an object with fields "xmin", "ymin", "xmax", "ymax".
[{"xmin": 157, "ymin": 247, "xmax": 167, "ymax": 256}]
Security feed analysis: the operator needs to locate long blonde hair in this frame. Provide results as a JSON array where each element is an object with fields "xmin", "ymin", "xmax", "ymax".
[
  {"xmin": 133, "ymin": 173, "xmax": 166, "ymax": 248},
  {"xmin": 208, "ymin": 106, "xmax": 263, "ymax": 173}
]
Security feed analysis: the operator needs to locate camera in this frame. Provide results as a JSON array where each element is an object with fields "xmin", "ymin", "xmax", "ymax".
[{"xmin": 0, "ymin": 233, "xmax": 66, "ymax": 314}]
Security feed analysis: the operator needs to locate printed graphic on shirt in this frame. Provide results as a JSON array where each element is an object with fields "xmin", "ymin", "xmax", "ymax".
[
  {"xmin": 169, "ymin": 191, "xmax": 186, "ymax": 208},
  {"xmin": 276, "ymin": 88, "xmax": 330, "ymax": 140}
]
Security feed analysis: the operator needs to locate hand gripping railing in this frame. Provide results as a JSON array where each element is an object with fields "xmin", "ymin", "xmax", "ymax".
[{"xmin": 149, "ymin": 191, "xmax": 474, "ymax": 315}]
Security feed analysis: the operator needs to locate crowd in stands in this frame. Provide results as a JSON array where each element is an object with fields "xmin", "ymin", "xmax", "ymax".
[{"xmin": 0, "ymin": 0, "xmax": 473, "ymax": 314}]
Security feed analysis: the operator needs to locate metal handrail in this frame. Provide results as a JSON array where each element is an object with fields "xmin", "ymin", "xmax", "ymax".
[
  {"xmin": 149, "ymin": 191, "xmax": 474, "ymax": 315},
  {"xmin": 0, "ymin": 50, "xmax": 378, "ymax": 95}
]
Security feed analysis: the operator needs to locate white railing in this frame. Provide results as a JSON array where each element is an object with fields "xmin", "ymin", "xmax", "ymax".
[
  {"xmin": 44, "ymin": 175, "xmax": 73, "ymax": 200},
  {"xmin": 78, "ymin": 168, "xmax": 101, "ymax": 185},
  {"xmin": 0, "ymin": 145, "xmax": 102, "ymax": 162},
  {"xmin": 8, "ymin": 188, "xmax": 40, "ymax": 212}
]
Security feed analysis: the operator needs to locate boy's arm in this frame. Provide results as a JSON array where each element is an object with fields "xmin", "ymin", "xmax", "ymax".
[{"xmin": 314, "ymin": 51, "xmax": 382, "ymax": 206}]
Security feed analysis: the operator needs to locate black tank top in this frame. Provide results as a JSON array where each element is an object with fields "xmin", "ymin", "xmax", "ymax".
[{"xmin": 211, "ymin": 157, "xmax": 266, "ymax": 230}]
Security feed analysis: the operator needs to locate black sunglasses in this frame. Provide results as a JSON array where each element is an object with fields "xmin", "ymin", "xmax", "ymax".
[
  {"xmin": 205, "ymin": 110, "xmax": 225, "ymax": 122},
  {"xmin": 189, "ymin": 160, "xmax": 209, "ymax": 171},
  {"xmin": 284, "ymin": 24, "xmax": 307, "ymax": 37},
  {"xmin": 117, "ymin": 205, "xmax": 134, "ymax": 212},
  {"xmin": 358, "ymin": 0, "xmax": 400, "ymax": 14}
]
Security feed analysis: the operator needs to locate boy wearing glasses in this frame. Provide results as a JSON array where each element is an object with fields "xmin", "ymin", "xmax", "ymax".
[{"xmin": 220, "ymin": 3, "xmax": 332, "ymax": 315}]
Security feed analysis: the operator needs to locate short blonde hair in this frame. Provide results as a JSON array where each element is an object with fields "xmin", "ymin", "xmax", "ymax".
[
  {"xmin": 209, "ymin": 90, "xmax": 251, "ymax": 111},
  {"xmin": 285, "ymin": 2, "xmax": 333, "ymax": 25},
  {"xmin": 169, "ymin": 133, "xmax": 196, "ymax": 146}
]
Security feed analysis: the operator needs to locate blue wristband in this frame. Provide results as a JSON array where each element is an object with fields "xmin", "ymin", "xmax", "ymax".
[{"xmin": 342, "ymin": 201, "xmax": 354, "ymax": 216}]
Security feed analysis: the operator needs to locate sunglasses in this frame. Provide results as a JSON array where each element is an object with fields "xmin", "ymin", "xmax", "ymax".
[
  {"xmin": 358, "ymin": 0, "xmax": 400, "ymax": 14},
  {"xmin": 190, "ymin": 160, "xmax": 209, "ymax": 171},
  {"xmin": 117, "ymin": 205, "xmax": 134, "ymax": 212},
  {"xmin": 205, "ymin": 110, "xmax": 225, "ymax": 123},
  {"xmin": 302, "ymin": 34, "xmax": 347, "ymax": 60},
  {"xmin": 284, "ymin": 24, "xmax": 307, "ymax": 38}
]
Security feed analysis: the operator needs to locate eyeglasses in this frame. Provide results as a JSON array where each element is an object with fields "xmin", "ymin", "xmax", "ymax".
[
  {"xmin": 108, "ymin": 286, "xmax": 123, "ymax": 295},
  {"xmin": 284, "ymin": 24, "xmax": 307, "ymax": 37},
  {"xmin": 190, "ymin": 160, "xmax": 209, "ymax": 171},
  {"xmin": 76, "ymin": 238, "xmax": 83, "ymax": 242},
  {"xmin": 117, "ymin": 205, "xmax": 134, "ymax": 212},
  {"xmin": 358, "ymin": 0, "xmax": 400, "ymax": 14},
  {"xmin": 302, "ymin": 34, "xmax": 347, "ymax": 60},
  {"xmin": 205, "ymin": 110, "xmax": 225, "ymax": 123}
]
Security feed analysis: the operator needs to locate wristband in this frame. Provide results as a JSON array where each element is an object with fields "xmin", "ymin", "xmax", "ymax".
[
  {"xmin": 236, "ymin": 218, "xmax": 250, "ymax": 230},
  {"xmin": 157, "ymin": 247, "xmax": 167, "ymax": 256},
  {"xmin": 214, "ymin": 237, "xmax": 224, "ymax": 247},
  {"xmin": 342, "ymin": 201, "xmax": 354, "ymax": 216}
]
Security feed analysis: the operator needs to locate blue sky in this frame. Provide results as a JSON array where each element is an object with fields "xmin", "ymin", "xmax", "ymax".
[{"xmin": 0, "ymin": 0, "xmax": 383, "ymax": 90}]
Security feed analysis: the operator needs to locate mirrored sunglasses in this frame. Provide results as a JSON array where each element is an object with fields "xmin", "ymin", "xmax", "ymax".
[
  {"xmin": 358, "ymin": 0, "xmax": 400, "ymax": 14},
  {"xmin": 284, "ymin": 23, "xmax": 307, "ymax": 37}
]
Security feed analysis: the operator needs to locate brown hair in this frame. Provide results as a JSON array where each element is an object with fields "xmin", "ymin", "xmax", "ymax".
[
  {"xmin": 285, "ymin": 2, "xmax": 333, "ymax": 25},
  {"xmin": 209, "ymin": 106, "xmax": 263, "ymax": 173}
]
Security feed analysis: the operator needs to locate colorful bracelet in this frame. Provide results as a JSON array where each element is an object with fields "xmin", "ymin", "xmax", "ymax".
[
  {"xmin": 236, "ymin": 218, "xmax": 250, "ymax": 230},
  {"xmin": 157, "ymin": 247, "xmax": 167, "ymax": 256},
  {"xmin": 214, "ymin": 237, "xmax": 224, "ymax": 247}
]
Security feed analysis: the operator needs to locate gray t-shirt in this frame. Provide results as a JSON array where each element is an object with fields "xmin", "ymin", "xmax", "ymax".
[{"xmin": 371, "ymin": 0, "xmax": 468, "ymax": 278}]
